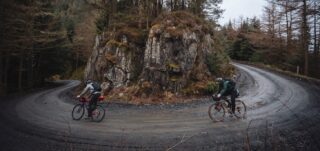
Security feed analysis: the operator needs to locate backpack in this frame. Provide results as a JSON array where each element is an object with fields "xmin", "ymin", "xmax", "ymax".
[
  {"xmin": 92, "ymin": 82, "xmax": 102, "ymax": 91},
  {"xmin": 224, "ymin": 79, "xmax": 236, "ymax": 90}
]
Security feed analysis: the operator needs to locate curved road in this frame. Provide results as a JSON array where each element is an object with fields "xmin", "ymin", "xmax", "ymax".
[{"xmin": 1, "ymin": 63, "xmax": 320, "ymax": 151}]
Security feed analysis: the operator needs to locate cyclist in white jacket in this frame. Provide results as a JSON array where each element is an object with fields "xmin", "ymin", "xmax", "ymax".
[{"xmin": 77, "ymin": 80, "xmax": 101, "ymax": 119}]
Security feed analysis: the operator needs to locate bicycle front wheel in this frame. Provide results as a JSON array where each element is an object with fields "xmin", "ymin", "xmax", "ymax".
[
  {"xmin": 234, "ymin": 100, "xmax": 247, "ymax": 119},
  {"xmin": 208, "ymin": 103, "xmax": 225, "ymax": 122},
  {"xmin": 92, "ymin": 105, "xmax": 105, "ymax": 122},
  {"xmin": 72, "ymin": 104, "xmax": 85, "ymax": 120}
]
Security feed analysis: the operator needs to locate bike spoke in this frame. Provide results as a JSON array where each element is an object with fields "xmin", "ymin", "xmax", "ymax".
[
  {"xmin": 72, "ymin": 104, "xmax": 85, "ymax": 120},
  {"xmin": 208, "ymin": 103, "xmax": 225, "ymax": 122},
  {"xmin": 91, "ymin": 105, "xmax": 105, "ymax": 122}
]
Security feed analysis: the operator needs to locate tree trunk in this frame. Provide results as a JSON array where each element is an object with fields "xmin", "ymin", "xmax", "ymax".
[
  {"xmin": 0, "ymin": 52, "xmax": 3, "ymax": 93},
  {"xmin": 155, "ymin": 0, "xmax": 159, "ymax": 17},
  {"xmin": 3, "ymin": 55, "xmax": 9, "ymax": 93},
  {"xmin": 138, "ymin": 0, "xmax": 143, "ymax": 29},
  {"xmin": 314, "ymin": 1, "xmax": 318, "ymax": 56},
  {"xmin": 146, "ymin": 0, "xmax": 149, "ymax": 29},
  {"xmin": 278, "ymin": 16, "xmax": 282, "ymax": 41},
  {"xmin": 285, "ymin": 0, "xmax": 291, "ymax": 54},
  {"xmin": 318, "ymin": 20, "xmax": 320, "ymax": 55},
  {"xmin": 0, "ymin": 1, "xmax": 4, "ymax": 94},
  {"xmin": 18, "ymin": 54, "xmax": 23, "ymax": 92},
  {"xmin": 182, "ymin": 0, "xmax": 185, "ymax": 10},
  {"xmin": 112, "ymin": 0, "xmax": 117, "ymax": 13},
  {"xmin": 302, "ymin": 0, "xmax": 309, "ymax": 75}
]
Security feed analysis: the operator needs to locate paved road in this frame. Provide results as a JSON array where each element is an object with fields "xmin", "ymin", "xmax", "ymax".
[{"xmin": 1, "ymin": 63, "xmax": 320, "ymax": 151}]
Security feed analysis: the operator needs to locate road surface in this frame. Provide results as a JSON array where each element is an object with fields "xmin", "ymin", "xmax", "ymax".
[{"xmin": 0, "ymin": 63, "xmax": 320, "ymax": 151}]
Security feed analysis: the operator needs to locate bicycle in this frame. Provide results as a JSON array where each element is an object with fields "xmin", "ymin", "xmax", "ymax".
[
  {"xmin": 208, "ymin": 95, "xmax": 247, "ymax": 122},
  {"xmin": 71, "ymin": 96, "xmax": 106, "ymax": 122}
]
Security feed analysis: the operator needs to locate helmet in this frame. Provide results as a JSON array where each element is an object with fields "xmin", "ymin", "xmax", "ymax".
[
  {"xmin": 85, "ymin": 79, "xmax": 92, "ymax": 85},
  {"xmin": 215, "ymin": 77, "xmax": 223, "ymax": 82}
]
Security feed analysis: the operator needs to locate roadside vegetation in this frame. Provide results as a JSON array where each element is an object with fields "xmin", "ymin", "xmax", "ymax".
[{"xmin": 220, "ymin": 0, "xmax": 320, "ymax": 79}]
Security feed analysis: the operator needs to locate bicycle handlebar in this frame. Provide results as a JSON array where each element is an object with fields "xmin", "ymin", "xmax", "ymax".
[
  {"xmin": 75, "ymin": 96, "xmax": 105, "ymax": 102},
  {"xmin": 211, "ymin": 95, "xmax": 220, "ymax": 101}
]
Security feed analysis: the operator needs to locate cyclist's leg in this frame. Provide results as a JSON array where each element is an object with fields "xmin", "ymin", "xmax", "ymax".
[
  {"xmin": 91, "ymin": 93, "xmax": 100, "ymax": 111},
  {"xmin": 88, "ymin": 99, "xmax": 94, "ymax": 117},
  {"xmin": 88, "ymin": 94, "xmax": 99, "ymax": 117},
  {"xmin": 222, "ymin": 91, "xmax": 231, "ymax": 109},
  {"xmin": 231, "ymin": 90, "xmax": 236, "ymax": 114}
]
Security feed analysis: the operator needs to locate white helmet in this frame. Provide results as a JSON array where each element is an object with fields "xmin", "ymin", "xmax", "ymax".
[
  {"xmin": 215, "ymin": 77, "xmax": 223, "ymax": 82},
  {"xmin": 85, "ymin": 79, "xmax": 92, "ymax": 85}
]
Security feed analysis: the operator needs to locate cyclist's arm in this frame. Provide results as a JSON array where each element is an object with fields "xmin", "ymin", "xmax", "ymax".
[
  {"xmin": 219, "ymin": 81, "xmax": 229, "ymax": 96},
  {"xmin": 79, "ymin": 85, "xmax": 90, "ymax": 97}
]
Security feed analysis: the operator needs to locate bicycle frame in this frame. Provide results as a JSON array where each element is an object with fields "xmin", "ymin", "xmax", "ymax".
[
  {"xmin": 78, "ymin": 96, "xmax": 105, "ymax": 109},
  {"xmin": 209, "ymin": 95, "xmax": 247, "ymax": 121},
  {"xmin": 212, "ymin": 96, "xmax": 231, "ymax": 108},
  {"xmin": 78, "ymin": 95, "xmax": 105, "ymax": 103},
  {"xmin": 72, "ymin": 96, "xmax": 106, "ymax": 122}
]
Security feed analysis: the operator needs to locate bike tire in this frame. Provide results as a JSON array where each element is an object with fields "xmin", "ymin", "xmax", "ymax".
[
  {"xmin": 72, "ymin": 104, "xmax": 85, "ymax": 120},
  {"xmin": 208, "ymin": 103, "xmax": 225, "ymax": 122},
  {"xmin": 92, "ymin": 105, "xmax": 105, "ymax": 122},
  {"xmin": 233, "ymin": 100, "xmax": 247, "ymax": 119}
]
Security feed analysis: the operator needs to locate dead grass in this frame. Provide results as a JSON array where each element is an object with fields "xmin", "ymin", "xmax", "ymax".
[
  {"xmin": 152, "ymin": 11, "xmax": 212, "ymax": 35},
  {"xmin": 106, "ymin": 39, "xmax": 128, "ymax": 48},
  {"xmin": 101, "ymin": 79, "xmax": 217, "ymax": 105},
  {"xmin": 86, "ymin": 80, "xmax": 215, "ymax": 105},
  {"xmin": 165, "ymin": 26, "xmax": 185, "ymax": 39}
]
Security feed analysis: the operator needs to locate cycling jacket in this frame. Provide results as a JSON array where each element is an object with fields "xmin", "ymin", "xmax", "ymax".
[
  {"xmin": 79, "ymin": 82, "xmax": 101, "ymax": 97},
  {"xmin": 218, "ymin": 79, "xmax": 236, "ymax": 96}
]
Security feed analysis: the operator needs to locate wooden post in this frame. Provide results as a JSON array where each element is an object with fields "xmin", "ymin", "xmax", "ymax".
[{"xmin": 296, "ymin": 66, "xmax": 300, "ymax": 75}]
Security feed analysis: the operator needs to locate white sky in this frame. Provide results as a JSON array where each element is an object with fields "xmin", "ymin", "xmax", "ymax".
[{"xmin": 219, "ymin": 0, "xmax": 267, "ymax": 25}]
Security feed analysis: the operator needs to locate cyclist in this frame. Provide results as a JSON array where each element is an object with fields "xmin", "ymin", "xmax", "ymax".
[
  {"xmin": 215, "ymin": 77, "xmax": 239, "ymax": 115},
  {"xmin": 77, "ymin": 80, "xmax": 102, "ymax": 119}
]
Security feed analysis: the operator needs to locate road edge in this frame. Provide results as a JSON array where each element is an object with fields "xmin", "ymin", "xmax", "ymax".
[{"xmin": 233, "ymin": 61, "xmax": 320, "ymax": 85}]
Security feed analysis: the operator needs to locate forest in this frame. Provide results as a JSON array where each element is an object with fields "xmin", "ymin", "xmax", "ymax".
[
  {"xmin": 0, "ymin": 0, "xmax": 319, "ymax": 95},
  {"xmin": 223, "ymin": 0, "xmax": 320, "ymax": 78}
]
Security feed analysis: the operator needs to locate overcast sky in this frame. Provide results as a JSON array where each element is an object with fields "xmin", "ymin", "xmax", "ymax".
[{"xmin": 218, "ymin": 0, "xmax": 267, "ymax": 25}]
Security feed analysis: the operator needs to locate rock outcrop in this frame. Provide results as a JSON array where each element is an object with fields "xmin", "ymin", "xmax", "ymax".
[
  {"xmin": 84, "ymin": 11, "xmax": 230, "ymax": 101},
  {"xmin": 140, "ymin": 13, "xmax": 216, "ymax": 93},
  {"xmin": 84, "ymin": 34, "xmax": 144, "ymax": 87}
]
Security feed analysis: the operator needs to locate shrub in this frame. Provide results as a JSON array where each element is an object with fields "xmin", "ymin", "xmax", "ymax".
[
  {"xmin": 206, "ymin": 53, "xmax": 223, "ymax": 74},
  {"xmin": 95, "ymin": 9, "xmax": 108, "ymax": 34},
  {"xmin": 69, "ymin": 66, "xmax": 85, "ymax": 80},
  {"xmin": 205, "ymin": 81, "xmax": 218, "ymax": 94}
]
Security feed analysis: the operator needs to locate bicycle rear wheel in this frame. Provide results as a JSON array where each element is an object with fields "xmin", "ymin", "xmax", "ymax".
[
  {"xmin": 234, "ymin": 100, "xmax": 247, "ymax": 119},
  {"xmin": 72, "ymin": 104, "xmax": 85, "ymax": 120},
  {"xmin": 92, "ymin": 105, "xmax": 105, "ymax": 122},
  {"xmin": 208, "ymin": 103, "xmax": 225, "ymax": 122}
]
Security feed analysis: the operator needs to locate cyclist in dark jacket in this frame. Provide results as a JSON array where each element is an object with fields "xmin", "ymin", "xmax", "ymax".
[
  {"xmin": 77, "ymin": 80, "xmax": 101, "ymax": 119},
  {"xmin": 215, "ymin": 77, "xmax": 239, "ymax": 114}
]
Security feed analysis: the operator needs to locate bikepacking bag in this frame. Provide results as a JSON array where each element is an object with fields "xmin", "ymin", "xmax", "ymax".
[{"xmin": 92, "ymin": 82, "xmax": 102, "ymax": 91}]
